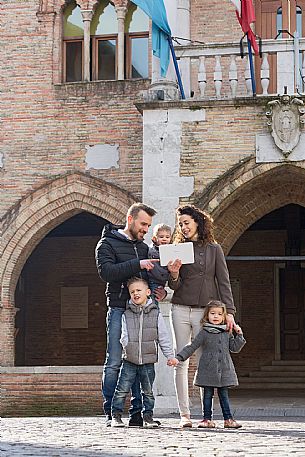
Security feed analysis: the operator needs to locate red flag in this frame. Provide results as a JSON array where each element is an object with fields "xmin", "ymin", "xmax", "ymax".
[{"xmin": 233, "ymin": 0, "xmax": 259, "ymax": 55}]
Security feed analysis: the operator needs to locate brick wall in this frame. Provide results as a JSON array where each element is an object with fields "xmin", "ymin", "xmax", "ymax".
[{"xmin": 15, "ymin": 236, "xmax": 106, "ymax": 366}]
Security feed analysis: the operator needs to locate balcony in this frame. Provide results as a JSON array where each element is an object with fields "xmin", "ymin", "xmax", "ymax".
[{"xmin": 175, "ymin": 37, "xmax": 305, "ymax": 99}]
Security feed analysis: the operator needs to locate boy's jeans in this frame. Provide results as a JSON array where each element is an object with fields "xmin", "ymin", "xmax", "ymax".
[
  {"xmin": 112, "ymin": 360, "xmax": 155, "ymax": 416},
  {"xmin": 102, "ymin": 307, "xmax": 142, "ymax": 416},
  {"xmin": 203, "ymin": 386, "xmax": 233, "ymax": 420}
]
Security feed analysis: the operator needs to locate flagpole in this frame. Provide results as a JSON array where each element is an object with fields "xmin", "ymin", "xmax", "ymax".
[
  {"xmin": 246, "ymin": 33, "xmax": 256, "ymax": 96},
  {"xmin": 168, "ymin": 37, "xmax": 186, "ymax": 100}
]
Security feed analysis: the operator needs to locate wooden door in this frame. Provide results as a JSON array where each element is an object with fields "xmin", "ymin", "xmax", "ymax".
[
  {"xmin": 279, "ymin": 267, "xmax": 305, "ymax": 360},
  {"xmin": 255, "ymin": 0, "xmax": 305, "ymax": 93}
]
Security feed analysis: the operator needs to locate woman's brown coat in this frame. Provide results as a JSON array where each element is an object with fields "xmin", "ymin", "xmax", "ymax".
[{"xmin": 168, "ymin": 242, "xmax": 235, "ymax": 315}]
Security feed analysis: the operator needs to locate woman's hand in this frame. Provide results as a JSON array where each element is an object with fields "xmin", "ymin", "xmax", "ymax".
[
  {"xmin": 226, "ymin": 313, "xmax": 236, "ymax": 332},
  {"xmin": 167, "ymin": 259, "xmax": 182, "ymax": 279}
]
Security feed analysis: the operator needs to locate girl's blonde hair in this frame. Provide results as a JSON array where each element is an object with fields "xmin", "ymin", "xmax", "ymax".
[
  {"xmin": 200, "ymin": 300, "xmax": 228, "ymax": 326},
  {"xmin": 153, "ymin": 223, "xmax": 172, "ymax": 237}
]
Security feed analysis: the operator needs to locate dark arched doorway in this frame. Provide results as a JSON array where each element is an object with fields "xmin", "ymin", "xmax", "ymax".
[
  {"xmin": 227, "ymin": 204, "xmax": 305, "ymax": 378},
  {"xmin": 15, "ymin": 211, "xmax": 108, "ymax": 366}
]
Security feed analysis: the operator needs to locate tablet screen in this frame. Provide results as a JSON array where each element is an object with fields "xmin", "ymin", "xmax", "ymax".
[{"xmin": 159, "ymin": 242, "xmax": 194, "ymax": 266}]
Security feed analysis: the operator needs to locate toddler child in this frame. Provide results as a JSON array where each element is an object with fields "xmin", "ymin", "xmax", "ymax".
[
  {"xmin": 170, "ymin": 300, "xmax": 246, "ymax": 429},
  {"xmin": 148, "ymin": 224, "xmax": 172, "ymax": 297},
  {"xmin": 111, "ymin": 277, "xmax": 176, "ymax": 428}
]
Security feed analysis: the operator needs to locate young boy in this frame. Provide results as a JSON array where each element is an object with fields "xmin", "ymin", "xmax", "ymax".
[
  {"xmin": 148, "ymin": 224, "xmax": 172, "ymax": 296},
  {"xmin": 111, "ymin": 277, "xmax": 176, "ymax": 428}
]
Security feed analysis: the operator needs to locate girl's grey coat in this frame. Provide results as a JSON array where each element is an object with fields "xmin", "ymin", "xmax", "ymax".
[{"xmin": 176, "ymin": 327, "xmax": 246, "ymax": 388}]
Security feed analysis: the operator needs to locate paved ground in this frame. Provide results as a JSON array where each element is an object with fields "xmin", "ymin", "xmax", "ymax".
[
  {"xmin": 1, "ymin": 415, "xmax": 305, "ymax": 457},
  {"xmin": 1, "ymin": 391, "xmax": 305, "ymax": 457}
]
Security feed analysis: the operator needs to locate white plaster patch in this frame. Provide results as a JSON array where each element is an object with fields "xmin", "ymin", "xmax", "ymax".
[
  {"xmin": 143, "ymin": 107, "xmax": 205, "ymax": 232},
  {"xmin": 85, "ymin": 144, "xmax": 119, "ymax": 170},
  {"xmin": 0, "ymin": 152, "xmax": 3, "ymax": 168},
  {"xmin": 256, "ymin": 133, "xmax": 305, "ymax": 163}
]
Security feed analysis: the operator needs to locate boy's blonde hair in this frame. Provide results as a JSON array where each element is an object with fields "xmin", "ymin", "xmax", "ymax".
[
  {"xmin": 127, "ymin": 277, "xmax": 149, "ymax": 290},
  {"xmin": 152, "ymin": 223, "xmax": 172, "ymax": 237},
  {"xmin": 200, "ymin": 300, "xmax": 228, "ymax": 325}
]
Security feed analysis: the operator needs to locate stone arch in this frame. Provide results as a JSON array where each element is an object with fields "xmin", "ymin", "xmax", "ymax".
[
  {"xmin": 0, "ymin": 172, "xmax": 136, "ymax": 308},
  {"xmin": 195, "ymin": 159, "xmax": 305, "ymax": 253}
]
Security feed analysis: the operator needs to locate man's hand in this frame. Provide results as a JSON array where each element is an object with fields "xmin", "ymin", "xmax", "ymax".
[
  {"xmin": 154, "ymin": 286, "xmax": 167, "ymax": 301},
  {"xmin": 226, "ymin": 313, "xmax": 236, "ymax": 332},
  {"xmin": 140, "ymin": 259, "xmax": 159, "ymax": 271}
]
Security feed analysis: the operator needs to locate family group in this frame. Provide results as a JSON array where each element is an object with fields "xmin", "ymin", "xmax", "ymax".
[{"xmin": 95, "ymin": 203, "xmax": 246, "ymax": 430}]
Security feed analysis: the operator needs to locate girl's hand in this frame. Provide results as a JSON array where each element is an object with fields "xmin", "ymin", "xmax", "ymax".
[
  {"xmin": 234, "ymin": 324, "xmax": 243, "ymax": 334},
  {"xmin": 167, "ymin": 259, "xmax": 182, "ymax": 279}
]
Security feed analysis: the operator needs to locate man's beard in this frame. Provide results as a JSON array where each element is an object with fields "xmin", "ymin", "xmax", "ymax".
[{"xmin": 129, "ymin": 222, "xmax": 142, "ymax": 240}]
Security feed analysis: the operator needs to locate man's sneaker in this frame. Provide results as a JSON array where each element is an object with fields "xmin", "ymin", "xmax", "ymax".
[
  {"xmin": 143, "ymin": 414, "xmax": 159, "ymax": 428},
  {"xmin": 111, "ymin": 414, "xmax": 125, "ymax": 428},
  {"xmin": 105, "ymin": 413, "xmax": 112, "ymax": 427},
  {"xmin": 128, "ymin": 411, "xmax": 143, "ymax": 427}
]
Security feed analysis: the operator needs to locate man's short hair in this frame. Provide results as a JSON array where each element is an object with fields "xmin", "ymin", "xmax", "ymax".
[
  {"xmin": 127, "ymin": 277, "xmax": 149, "ymax": 289},
  {"xmin": 127, "ymin": 203, "xmax": 156, "ymax": 219}
]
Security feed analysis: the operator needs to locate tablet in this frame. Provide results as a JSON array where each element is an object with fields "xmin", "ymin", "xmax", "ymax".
[{"xmin": 159, "ymin": 242, "xmax": 194, "ymax": 266}]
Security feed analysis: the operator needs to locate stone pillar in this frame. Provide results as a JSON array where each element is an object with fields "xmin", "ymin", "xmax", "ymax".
[
  {"xmin": 81, "ymin": 10, "xmax": 93, "ymax": 82},
  {"xmin": 154, "ymin": 289, "xmax": 178, "ymax": 414},
  {"xmin": 148, "ymin": 0, "xmax": 179, "ymax": 100},
  {"xmin": 115, "ymin": 6, "xmax": 126, "ymax": 80},
  {"xmin": 176, "ymin": 0, "xmax": 191, "ymax": 97},
  {"xmin": 0, "ymin": 306, "xmax": 17, "ymax": 366}
]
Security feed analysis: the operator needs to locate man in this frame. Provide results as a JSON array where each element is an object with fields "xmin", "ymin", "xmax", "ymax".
[{"xmin": 95, "ymin": 203, "xmax": 165, "ymax": 427}]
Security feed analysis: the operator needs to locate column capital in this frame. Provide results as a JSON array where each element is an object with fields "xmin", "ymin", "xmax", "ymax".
[
  {"xmin": 81, "ymin": 9, "xmax": 93, "ymax": 22},
  {"xmin": 115, "ymin": 6, "xmax": 127, "ymax": 20}
]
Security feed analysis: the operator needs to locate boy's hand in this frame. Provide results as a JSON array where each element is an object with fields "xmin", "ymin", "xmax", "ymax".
[{"xmin": 167, "ymin": 358, "xmax": 179, "ymax": 367}]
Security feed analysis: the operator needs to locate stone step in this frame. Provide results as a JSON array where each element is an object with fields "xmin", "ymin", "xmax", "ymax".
[
  {"xmin": 240, "ymin": 376, "xmax": 305, "ymax": 384},
  {"xmin": 260, "ymin": 365, "xmax": 305, "ymax": 372},
  {"xmin": 249, "ymin": 370, "xmax": 305, "ymax": 377},
  {"xmin": 271, "ymin": 360, "xmax": 305, "ymax": 366},
  {"xmin": 238, "ymin": 381, "xmax": 305, "ymax": 389}
]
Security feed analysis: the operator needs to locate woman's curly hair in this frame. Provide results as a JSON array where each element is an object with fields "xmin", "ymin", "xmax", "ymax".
[{"xmin": 172, "ymin": 205, "xmax": 216, "ymax": 245}]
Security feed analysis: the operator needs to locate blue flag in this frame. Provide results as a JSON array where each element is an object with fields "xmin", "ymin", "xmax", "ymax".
[{"xmin": 131, "ymin": 0, "xmax": 171, "ymax": 77}]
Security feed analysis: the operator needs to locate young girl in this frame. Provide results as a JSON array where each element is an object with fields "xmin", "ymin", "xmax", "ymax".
[{"xmin": 170, "ymin": 300, "xmax": 246, "ymax": 429}]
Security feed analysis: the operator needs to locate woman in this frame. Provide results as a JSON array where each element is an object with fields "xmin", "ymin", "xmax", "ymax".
[{"xmin": 167, "ymin": 205, "xmax": 237, "ymax": 428}]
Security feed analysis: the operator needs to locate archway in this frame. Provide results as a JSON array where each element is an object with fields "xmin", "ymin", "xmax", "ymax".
[
  {"xmin": 0, "ymin": 172, "xmax": 136, "ymax": 366},
  {"xmin": 196, "ymin": 162, "xmax": 305, "ymax": 385}
]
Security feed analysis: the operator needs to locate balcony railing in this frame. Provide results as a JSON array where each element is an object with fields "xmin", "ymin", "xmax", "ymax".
[{"xmin": 175, "ymin": 37, "xmax": 305, "ymax": 99}]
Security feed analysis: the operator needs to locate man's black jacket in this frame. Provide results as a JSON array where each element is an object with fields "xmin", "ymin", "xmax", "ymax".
[{"xmin": 95, "ymin": 223, "xmax": 149, "ymax": 308}]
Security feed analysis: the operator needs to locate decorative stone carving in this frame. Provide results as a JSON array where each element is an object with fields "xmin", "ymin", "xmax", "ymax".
[{"xmin": 266, "ymin": 95, "xmax": 305, "ymax": 158}]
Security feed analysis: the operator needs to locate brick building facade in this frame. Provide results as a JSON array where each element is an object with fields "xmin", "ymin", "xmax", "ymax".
[{"xmin": 1, "ymin": 0, "xmax": 305, "ymax": 415}]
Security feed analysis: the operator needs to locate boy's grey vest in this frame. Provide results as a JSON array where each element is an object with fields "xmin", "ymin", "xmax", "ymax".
[{"xmin": 124, "ymin": 300, "xmax": 159, "ymax": 365}]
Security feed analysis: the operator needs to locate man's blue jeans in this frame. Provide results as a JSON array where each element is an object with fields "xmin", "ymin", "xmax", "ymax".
[
  {"xmin": 203, "ymin": 386, "xmax": 233, "ymax": 420},
  {"xmin": 112, "ymin": 360, "xmax": 155, "ymax": 416},
  {"xmin": 102, "ymin": 307, "xmax": 142, "ymax": 416}
]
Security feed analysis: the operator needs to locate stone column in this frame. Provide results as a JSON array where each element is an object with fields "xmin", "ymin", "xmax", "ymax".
[
  {"xmin": 115, "ymin": 6, "xmax": 127, "ymax": 80},
  {"xmin": 176, "ymin": 0, "xmax": 191, "ymax": 97},
  {"xmin": 154, "ymin": 289, "xmax": 178, "ymax": 414},
  {"xmin": 81, "ymin": 10, "xmax": 93, "ymax": 82},
  {"xmin": 148, "ymin": 0, "xmax": 179, "ymax": 100}
]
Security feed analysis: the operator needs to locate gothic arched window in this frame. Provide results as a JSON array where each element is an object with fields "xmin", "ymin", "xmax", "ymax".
[
  {"xmin": 63, "ymin": 2, "xmax": 84, "ymax": 82},
  {"xmin": 125, "ymin": 4, "xmax": 149, "ymax": 79},
  {"xmin": 91, "ymin": 1, "xmax": 118, "ymax": 80}
]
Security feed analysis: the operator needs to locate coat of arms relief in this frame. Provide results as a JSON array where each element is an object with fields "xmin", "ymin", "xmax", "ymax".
[{"xmin": 266, "ymin": 95, "xmax": 305, "ymax": 158}]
